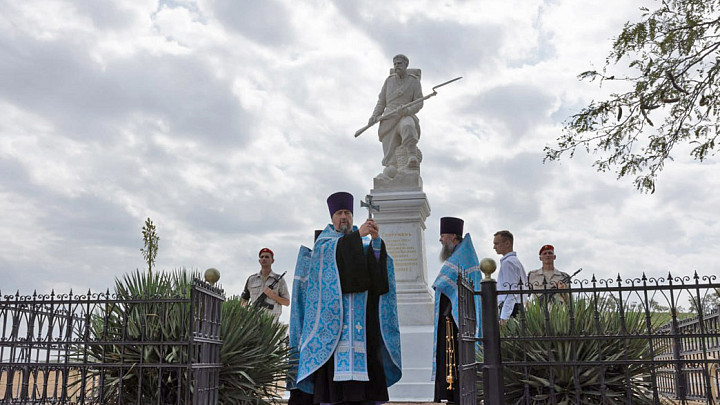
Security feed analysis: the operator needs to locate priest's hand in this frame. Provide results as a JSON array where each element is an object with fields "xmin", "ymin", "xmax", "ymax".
[
  {"xmin": 359, "ymin": 219, "xmax": 379, "ymax": 239},
  {"xmin": 368, "ymin": 219, "xmax": 379, "ymax": 239}
]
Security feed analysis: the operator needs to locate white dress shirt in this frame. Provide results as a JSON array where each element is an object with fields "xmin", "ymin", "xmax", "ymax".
[{"xmin": 497, "ymin": 251, "xmax": 528, "ymax": 320}]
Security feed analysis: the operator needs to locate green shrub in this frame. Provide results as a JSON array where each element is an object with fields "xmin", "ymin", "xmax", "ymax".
[
  {"xmin": 78, "ymin": 269, "xmax": 195, "ymax": 404},
  {"xmin": 218, "ymin": 297, "xmax": 289, "ymax": 405},
  {"xmin": 479, "ymin": 298, "xmax": 664, "ymax": 404},
  {"xmin": 76, "ymin": 269, "xmax": 289, "ymax": 405}
]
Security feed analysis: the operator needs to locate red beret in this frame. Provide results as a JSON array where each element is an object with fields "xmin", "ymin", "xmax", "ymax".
[
  {"xmin": 539, "ymin": 244, "xmax": 554, "ymax": 255},
  {"xmin": 259, "ymin": 248, "xmax": 274, "ymax": 258}
]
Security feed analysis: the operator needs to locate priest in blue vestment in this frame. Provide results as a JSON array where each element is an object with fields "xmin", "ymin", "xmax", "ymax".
[
  {"xmin": 290, "ymin": 192, "xmax": 402, "ymax": 404},
  {"xmin": 287, "ymin": 231, "xmax": 321, "ymax": 405},
  {"xmin": 431, "ymin": 217, "xmax": 482, "ymax": 404}
]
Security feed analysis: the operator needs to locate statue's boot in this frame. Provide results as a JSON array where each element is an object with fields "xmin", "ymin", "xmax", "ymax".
[{"xmin": 405, "ymin": 146, "xmax": 420, "ymax": 169}]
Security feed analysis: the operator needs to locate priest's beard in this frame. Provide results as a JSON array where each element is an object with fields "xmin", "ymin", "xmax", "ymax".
[
  {"xmin": 439, "ymin": 242, "xmax": 455, "ymax": 262},
  {"xmin": 338, "ymin": 224, "xmax": 353, "ymax": 234}
]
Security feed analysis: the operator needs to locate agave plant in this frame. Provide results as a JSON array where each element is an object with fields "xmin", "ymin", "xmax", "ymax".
[
  {"xmin": 479, "ymin": 298, "xmax": 665, "ymax": 405},
  {"xmin": 75, "ymin": 269, "xmax": 289, "ymax": 405},
  {"xmin": 76, "ymin": 269, "xmax": 196, "ymax": 404},
  {"xmin": 218, "ymin": 296, "xmax": 290, "ymax": 405}
]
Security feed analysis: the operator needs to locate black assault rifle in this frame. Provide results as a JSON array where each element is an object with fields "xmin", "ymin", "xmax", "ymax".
[
  {"xmin": 561, "ymin": 268, "xmax": 583, "ymax": 284},
  {"xmin": 253, "ymin": 271, "xmax": 287, "ymax": 310},
  {"xmin": 537, "ymin": 268, "xmax": 582, "ymax": 306}
]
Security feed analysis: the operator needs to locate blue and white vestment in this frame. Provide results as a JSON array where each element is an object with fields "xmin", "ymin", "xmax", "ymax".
[
  {"xmin": 431, "ymin": 234, "xmax": 483, "ymax": 380},
  {"xmin": 291, "ymin": 224, "xmax": 402, "ymax": 394},
  {"xmin": 287, "ymin": 245, "xmax": 312, "ymax": 391}
]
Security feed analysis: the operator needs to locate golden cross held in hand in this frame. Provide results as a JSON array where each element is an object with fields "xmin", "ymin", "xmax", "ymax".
[{"xmin": 361, "ymin": 195, "xmax": 380, "ymax": 219}]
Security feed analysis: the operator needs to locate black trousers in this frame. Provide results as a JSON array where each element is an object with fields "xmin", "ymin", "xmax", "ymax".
[{"xmin": 498, "ymin": 302, "xmax": 522, "ymax": 319}]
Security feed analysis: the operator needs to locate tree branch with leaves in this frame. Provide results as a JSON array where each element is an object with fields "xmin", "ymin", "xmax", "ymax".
[{"xmin": 546, "ymin": 0, "xmax": 720, "ymax": 193}]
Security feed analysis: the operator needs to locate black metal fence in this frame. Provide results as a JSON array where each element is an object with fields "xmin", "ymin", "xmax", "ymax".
[
  {"xmin": 458, "ymin": 271, "xmax": 720, "ymax": 405},
  {"xmin": 457, "ymin": 274, "xmax": 478, "ymax": 404},
  {"xmin": 0, "ymin": 278, "xmax": 224, "ymax": 404}
]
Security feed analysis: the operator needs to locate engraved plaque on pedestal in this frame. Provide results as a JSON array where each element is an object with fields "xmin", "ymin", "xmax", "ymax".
[{"xmin": 369, "ymin": 189, "xmax": 434, "ymax": 326}]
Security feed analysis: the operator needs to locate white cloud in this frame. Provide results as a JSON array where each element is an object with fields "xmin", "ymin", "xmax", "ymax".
[{"xmin": 1, "ymin": 0, "xmax": 718, "ymax": 326}]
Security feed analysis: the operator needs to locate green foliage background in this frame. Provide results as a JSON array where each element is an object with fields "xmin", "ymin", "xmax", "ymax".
[
  {"xmin": 219, "ymin": 296, "xmax": 289, "ymax": 405},
  {"xmin": 78, "ymin": 269, "xmax": 288, "ymax": 404},
  {"xmin": 548, "ymin": 0, "xmax": 720, "ymax": 192},
  {"xmin": 479, "ymin": 298, "xmax": 665, "ymax": 404}
]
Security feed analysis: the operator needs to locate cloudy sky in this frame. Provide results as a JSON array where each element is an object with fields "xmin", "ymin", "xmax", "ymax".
[{"xmin": 2, "ymin": 0, "xmax": 718, "ymax": 321}]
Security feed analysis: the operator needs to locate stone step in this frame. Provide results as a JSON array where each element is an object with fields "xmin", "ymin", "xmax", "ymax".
[{"xmin": 388, "ymin": 380, "xmax": 435, "ymax": 402}]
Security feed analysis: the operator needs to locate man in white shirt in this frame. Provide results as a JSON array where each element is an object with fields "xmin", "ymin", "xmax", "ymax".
[{"xmin": 493, "ymin": 230, "xmax": 528, "ymax": 325}]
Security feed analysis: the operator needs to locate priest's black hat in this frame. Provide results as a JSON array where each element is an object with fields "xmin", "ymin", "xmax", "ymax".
[
  {"xmin": 440, "ymin": 217, "xmax": 464, "ymax": 236},
  {"xmin": 327, "ymin": 192, "xmax": 353, "ymax": 216}
]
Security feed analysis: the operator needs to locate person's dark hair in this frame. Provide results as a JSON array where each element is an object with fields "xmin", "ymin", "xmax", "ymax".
[
  {"xmin": 455, "ymin": 234, "xmax": 463, "ymax": 243},
  {"xmin": 494, "ymin": 230, "xmax": 514, "ymax": 244}
]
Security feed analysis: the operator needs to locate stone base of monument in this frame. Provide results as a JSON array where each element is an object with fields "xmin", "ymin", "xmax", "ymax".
[
  {"xmin": 370, "ymin": 189, "xmax": 435, "ymax": 400},
  {"xmin": 370, "ymin": 189, "xmax": 434, "ymax": 326},
  {"xmin": 387, "ymin": 325, "xmax": 435, "ymax": 401},
  {"xmin": 396, "ymin": 289, "xmax": 435, "ymax": 326}
]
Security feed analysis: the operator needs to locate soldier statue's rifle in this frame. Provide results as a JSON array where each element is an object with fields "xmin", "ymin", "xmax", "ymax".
[
  {"xmin": 354, "ymin": 76, "xmax": 463, "ymax": 138},
  {"xmin": 253, "ymin": 271, "xmax": 287, "ymax": 310}
]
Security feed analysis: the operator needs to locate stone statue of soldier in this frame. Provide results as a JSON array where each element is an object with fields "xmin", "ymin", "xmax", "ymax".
[{"xmin": 367, "ymin": 54, "xmax": 424, "ymax": 183}]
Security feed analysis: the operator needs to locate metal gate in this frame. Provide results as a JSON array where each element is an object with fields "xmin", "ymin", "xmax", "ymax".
[
  {"xmin": 457, "ymin": 273, "xmax": 478, "ymax": 405},
  {"xmin": 0, "ymin": 277, "xmax": 224, "ymax": 404},
  {"xmin": 458, "ymin": 270, "xmax": 720, "ymax": 404}
]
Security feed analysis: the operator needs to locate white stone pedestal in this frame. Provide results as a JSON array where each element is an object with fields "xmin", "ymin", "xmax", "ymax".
[
  {"xmin": 387, "ymin": 325, "xmax": 434, "ymax": 401},
  {"xmin": 370, "ymin": 189, "xmax": 436, "ymax": 402},
  {"xmin": 369, "ymin": 189, "xmax": 434, "ymax": 326}
]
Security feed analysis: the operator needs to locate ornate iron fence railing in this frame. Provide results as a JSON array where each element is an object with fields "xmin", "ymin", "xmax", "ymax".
[
  {"xmin": 0, "ymin": 278, "xmax": 224, "ymax": 405},
  {"xmin": 458, "ymin": 270, "xmax": 720, "ymax": 404}
]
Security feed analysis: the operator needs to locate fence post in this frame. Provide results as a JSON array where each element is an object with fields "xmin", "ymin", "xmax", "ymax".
[
  {"xmin": 188, "ymin": 278, "xmax": 224, "ymax": 405},
  {"xmin": 481, "ymin": 264, "xmax": 504, "ymax": 405},
  {"xmin": 667, "ymin": 276, "xmax": 687, "ymax": 401},
  {"xmin": 457, "ymin": 271, "xmax": 478, "ymax": 405}
]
